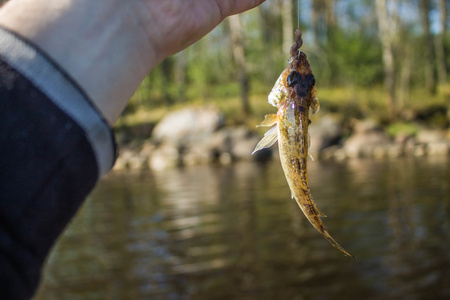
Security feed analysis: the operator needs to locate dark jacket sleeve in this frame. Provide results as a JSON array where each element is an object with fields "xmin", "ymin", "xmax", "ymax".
[{"xmin": 0, "ymin": 27, "xmax": 116, "ymax": 299}]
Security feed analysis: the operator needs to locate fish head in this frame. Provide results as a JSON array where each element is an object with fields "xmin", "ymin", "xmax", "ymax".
[
  {"xmin": 285, "ymin": 51, "xmax": 320, "ymax": 114},
  {"xmin": 286, "ymin": 71, "xmax": 315, "ymax": 99},
  {"xmin": 268, "ymin": 29, "xmax": 319, "ymax": 114}
]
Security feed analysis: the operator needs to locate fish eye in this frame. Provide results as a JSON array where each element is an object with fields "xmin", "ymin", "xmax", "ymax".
[{"xmin": 287, "ymin": 71, "xmax": 300, "ymax": 87}]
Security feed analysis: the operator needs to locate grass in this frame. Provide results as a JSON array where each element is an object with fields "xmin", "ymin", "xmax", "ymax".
[
  {"xmin": 117, "ymin": 84, "xmax": 449, "ymax": 133},
  {"xmin": 386, "ymin": 122, "xmax": 420, "ymax": 138}
]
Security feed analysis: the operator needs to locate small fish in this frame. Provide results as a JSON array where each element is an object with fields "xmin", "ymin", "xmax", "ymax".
[{"xmin": 253, "ymin": 29, "xmax": 353, "ymax": 257}]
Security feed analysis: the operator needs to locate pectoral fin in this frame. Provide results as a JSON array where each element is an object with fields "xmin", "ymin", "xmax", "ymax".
[
  {"xmin": 310, "ymin": 87, "xmax": 320, "ymax": 115},
  {"xmin": 252, "ymin": 125, "xmax": 278, "ymax": 155},
  {"xmin": 257, "ymin": 114, "xmax": 278, "ymax": 127}
]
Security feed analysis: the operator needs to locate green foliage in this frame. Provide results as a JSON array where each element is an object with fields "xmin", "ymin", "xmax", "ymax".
[
  {"xmin": 124, "ymin": 1, "xmax": 449, "ymax": 130},
  {"xmin": 387, "ymin": 122, "xmax": 420, "ymax": 138},
  {"xmin": 314, "ymin": 29, "xmax": 383, "ymax": 87},
  {"xmin": 299, "ymin": 0, "xmax": 382, "ymax": 87}
]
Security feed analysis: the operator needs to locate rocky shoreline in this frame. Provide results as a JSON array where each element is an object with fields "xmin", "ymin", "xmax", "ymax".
[{"xmin": 113, "ymin": 107, "xmax": 450, "ymax": 171}]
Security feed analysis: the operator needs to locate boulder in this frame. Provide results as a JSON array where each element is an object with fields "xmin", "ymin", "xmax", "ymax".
[
  {"xmin": 113, "ymin": 148, "xmax": 135, "ymax": 171},
  {"xmin": 128, "ymin": 154, "xmax": 148, "ymax": 170},
  {"xmin": 182, "ymin": 143, "xmax": 214, "ymax": 166},
  {"xmin": 309, "ymin": 115, "xmax": 343, "ymax": 154},
  {"xmin": 152, "ymin": 107, "xmax": 224, "ymax": 145},
  {"xmin": 427, "ymin": 142, "xmax": 450, "ymax": 156},
  {"xmin": 344, "ymin": 119, "xmax": 391, "ymax": 158},
  {"xmin": 416, "ymin": 129, "xmax": 448, "ymax": 144},
  {"xmin": 232, "ymin": 134, "xmax": 263, "ymax": 161},
  {"xmin": 209, "ymin": 126, "xmax": 272, "ymax": 162},
  {"xmin": 353, "ymin": 118, "xmax": 383, "ymax": 134},
  {"xmin": 148, "ymin": 143, "xmax": 180, "ymax": 170}
]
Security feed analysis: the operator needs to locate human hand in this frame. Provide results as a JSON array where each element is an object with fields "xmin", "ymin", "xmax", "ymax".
[
  {"xmin": 0, "ymin": 0, "xmax": 265, "ymax": 125},
  {"xmin": 136, "ymin": 0, "xmax": 266, "ymax": 57}
]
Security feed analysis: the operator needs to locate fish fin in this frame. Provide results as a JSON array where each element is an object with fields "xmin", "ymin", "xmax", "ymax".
[
  {"xmin": 256, "ymin": 114, "xmax": 278, "ymax": 127},
  {"xmin": 252, "ymin": 125, "xmax": 278, "ymax": 155},
  {"xmin": 293, "ymin": 195, "xmax": 352, "ymax": 257},
  {"xmin": 319, "ymin": 224, "xmax": 354, "ymax": 257},
  {"xmin": 307, "ymin": 134, "xmax": 314, "ymax": 161},
  {"xmin": 310, "ymin": 90, "xmax": 320, "ymax": 115},
  {"xmin": 312, "ymin": 200, "xmax": 326, "ymax": 217}
]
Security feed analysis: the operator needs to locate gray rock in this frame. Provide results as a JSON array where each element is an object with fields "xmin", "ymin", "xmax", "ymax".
[
  {"xmin": 353, "ymin": 119, "xmax": 383, "ymax": 134},
  {"xmin": 416, "ymin": 129, "xmax": 448, "ymax": 144},
  {"xmin": 208, "ymin": 127, "xmax": 240, "ymax": 154},
  {"xmin": 209, "ymin": 126, "xmax": 272, "ymax": 162},
  {"xmin": 309, "ymin": 115, "xmax": 343, "ymax": 153},
  {"xmin": 344, "ymin": 119, "xmax": 391, "ymax": 158},
  {"xmin": 182, "ymin": 143, "xmax": 214, "ymax": 166},
  {"xmin": 148, "ymin": 143, "xmax": 180, "ymax": 170},
  {"xmin": 128, "ymin": 154, "xmax": 148, "ymax": 170},
  {"xmin": 320, "ymin": 145, "xmax": 341, "ymax": 160},
  {"xmin": 113, "ymin": 148, "xmax": 135, "ymax": 170},
  {"xmin": 386, "ymin": 144, "xmax": 404, "ymax": 158},
  {"xmin": 333, "ymin": 148, "xmax": 348, "ymax": 161},
  {"xmin": 402, "ymin": 136, "xmax": 418, "ymax": 156},
  {"xmin": 427, "ymin": 142, "xmax": 450, "ymax": 155},
  {"xmin": 140, "ymin": 141, "xmax": 155, "ymax": 157},
  {"xmin": 152, "ymin": 107, "xmax": 223, "ymax": 145},
  {"xmin": 413, "ymin": 144, "xmax": 427, "ymax": 156},
  {"xmin": 372, "ymin": 144, "xmax": 404, "ymax": 159},
  {"xmin": 232, "ymin": 135, "xmax": 262, "ymax": 160}
]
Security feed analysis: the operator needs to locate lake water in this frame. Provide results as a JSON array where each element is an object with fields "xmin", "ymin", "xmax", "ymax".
[{"xmin": 34, "ymin": 157, "xmax": 450, "ymax": 300}]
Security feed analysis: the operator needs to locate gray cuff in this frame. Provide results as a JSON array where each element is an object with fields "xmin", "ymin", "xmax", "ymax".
[{"xmin": 0, "ymin": 27, "xmax": 115, "ymax": 178}]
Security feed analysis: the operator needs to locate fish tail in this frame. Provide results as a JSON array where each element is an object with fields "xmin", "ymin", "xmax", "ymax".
[
  {"xmin": 319, "ymin": 225, "xmax": 354, "ymax": 257},
  {"xmin": 310, "ymin": 195, "xmax": 326, "ymax": 217},
  {"xmin": 294, "ymin": 194, "xmax": 354, "ymax": 257}
]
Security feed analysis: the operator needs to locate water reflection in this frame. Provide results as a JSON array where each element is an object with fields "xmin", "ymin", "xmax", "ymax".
[{"xmin": 34, "ymin": 158, "xmax": 450, "ymax": 299}]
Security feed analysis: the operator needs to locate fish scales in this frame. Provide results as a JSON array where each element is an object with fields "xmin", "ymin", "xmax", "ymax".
[{"xmin": 253, "ymin": 29, "xmax": 353, "ymax": 257}]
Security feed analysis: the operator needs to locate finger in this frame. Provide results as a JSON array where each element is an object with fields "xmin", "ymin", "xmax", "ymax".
[{"xmin": 217, "ymin": 0, "xmax": 266, "ymax": 19}]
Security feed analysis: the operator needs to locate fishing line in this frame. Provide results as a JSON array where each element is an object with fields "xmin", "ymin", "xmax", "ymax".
[{"xmin": 297, "ymin": 0, "xmax": 300, "ymax": 29}]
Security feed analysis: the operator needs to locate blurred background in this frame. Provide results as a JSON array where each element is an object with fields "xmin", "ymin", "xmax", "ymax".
[
  {"xmin": 20, "ymin": 0, "xmax": 450, "ymax": 299},
  {"xmin": 116, "ymin": 0, "xmax": 449, "ymax": 133},
  {"xmin": 107, "ymin": 0, "xmax": 450, "ymax": 169}
]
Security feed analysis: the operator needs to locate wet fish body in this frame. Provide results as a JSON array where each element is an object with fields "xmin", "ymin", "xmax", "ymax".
[{"xmin": 253, "ymin": 29, "xmax": 353, "ymax": 257}]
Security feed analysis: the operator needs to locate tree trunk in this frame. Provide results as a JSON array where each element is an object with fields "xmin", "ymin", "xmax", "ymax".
[
  {"xmin": 419, "ymin": 0, "xmax": 438, "ymax": 95},
  {"xmin": 280, "ymin": 0, "xmax": 294, "ymax": 54},
  {"xmin": 161, "ymin": 58, "xmax": 174, "ymax": 105},
  {"xmin": 174, "ymin": 51, "xmax": 187, "ymax": 102},
  {"xmin": 325, "ymin": 0, "xmax": 336, "ymax": 40},
  {"xmin": 325, "ymin": 0, "xmax": 336, "ymax": 26},
  {"xmin": 434, "ymin": 0, "xmax": 448, "ymax": 87},
  {"xmin": 312, "ymin": 0, "xmax": 325, "ymax": 45},
  {"xmin": 398, "ymin": 46, "xmax": 412, "ymax": 111},
  {"xmin": 228, "ymin": 15, "xmax": 250, "ymax": 115},
  {"xmin": 311, "ymin": 0, "xmax": 335, "ymax": 44},
  {"xmin": 376, "ymin": 0, "xmax": 397, "ymax": 119},
  {"xmin": 257, "ymin": 5, "xmax": 281, "ymax": 83}
]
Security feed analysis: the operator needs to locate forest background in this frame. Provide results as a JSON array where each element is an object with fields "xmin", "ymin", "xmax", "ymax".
[
  {"xmin": 120, "ymin": 0, "xmax": 449, "ymax": 135},
  {"xmin": 1, "ymin": 0, "xmax": 448, "ymax": 136}
]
